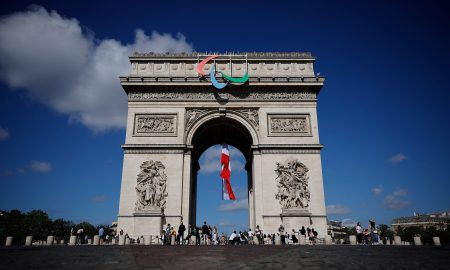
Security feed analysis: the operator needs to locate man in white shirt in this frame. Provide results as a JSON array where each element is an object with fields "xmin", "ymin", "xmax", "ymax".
[{"xmin": 229, "ymin": 231, "xmax": 238, "ymax": 245}]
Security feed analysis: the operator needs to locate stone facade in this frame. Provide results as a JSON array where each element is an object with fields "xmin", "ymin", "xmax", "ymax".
[{"xmin": 117, "ymin": 52, "xmax": 327, "ymax": 237}]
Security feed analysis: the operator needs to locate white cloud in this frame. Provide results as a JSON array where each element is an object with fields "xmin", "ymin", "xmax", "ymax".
[
  {"xmin": 387, "ymin": 153, "xmax": 408, "ymax": 164},
  {"xmin": 199, "ymin": 145, "xmax": 245, "ymax": 174},
  {"xmin": 383, "ymin": 189, "xmax": 411, "ymax": 210},
  {"xmin": 326, "ymin": 204, "xmax": 351, "ymax": 215},
  {"xmin": 371, "ymin": 186, "xmax": 383, "ymax": 196},
  {"xmin": 341, "ymin": 218, "xmax": 357, "ymax": 227},
  {"xmin": 30, "ymin": 160, "xmax": 52, "ymax": 173},
  {"xmin": 218, "ymin": 199, "xmax": 248, "ymax": 212},
  {"xmin": 91, "ymin": 195, "xmax": 107, "ymax": 202},
  {"xmin": 0, "ymin": 5, "xmax": 193, "ymax": 131},
  {"xmin": 0, "ymin": 127, "xmax": 9, "ymax": 140}
]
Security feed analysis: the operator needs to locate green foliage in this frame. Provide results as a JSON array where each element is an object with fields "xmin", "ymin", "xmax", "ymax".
[
  {"xmin": 0, "ymin": 209, "xmax": 111, "ymax": 245},
  {"xmin": 378, "ymin": 224, "xmax": 394, "ymax": 242},
  {"xmin": 397, "ymin": 225, "xmax": 450, "ymax": 245}
]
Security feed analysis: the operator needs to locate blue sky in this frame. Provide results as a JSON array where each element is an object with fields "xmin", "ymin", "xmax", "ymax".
[{"xmin": 0, "ymin": 1, "xmax": 449, "ymax": 233}]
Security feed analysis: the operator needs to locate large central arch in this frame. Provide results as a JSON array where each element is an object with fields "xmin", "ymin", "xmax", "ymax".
[{"xmin": 187, "ymin": 113, "xmax": 257, "ymax": 228}]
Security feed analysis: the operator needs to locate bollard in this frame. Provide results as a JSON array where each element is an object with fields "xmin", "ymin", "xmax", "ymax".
[
  {"xmin": 413, "ymin": 237, "xmax": 422, "ymax": 246},
  {"xmin": 299, "ymin": 235, "xmax": 306, "ymax": 245},
  {"xmin": 143, "ymin": 235, "xmax": 151, "ymax": 245},
  {"xmin": 69, "ymin": 236, "xmax": 77, "ymax": 246},
  {"xmin": 111, "ymin": 238, "xmax": 116, "ymax": 244},
  {"xmin": 171, "ymin": 235, "xmax": 176, "ymax": 245},
  {"xmin": 47, "ymin": 236, "xmax": 54, "ymax": 246},
  {"xmin": 349, "ymin": 235, "xmax": 357, "ymax": 245},
  {"xmin": 125, "ymin": 237, "xmax": 130, "ymax": 245},
  {"xmin": 275, "ymin": 235, "xmax": 281, "ymax": 245},
  {"xmin": 93, "ymin": 235, "xmax": 100, "ymax": 245},
  {"xmin": 87, "ymin": 239, "xmax": 92, "ymax": 245},
  {"xmin": 253, "ymin": 237, "xmax": 259, "ymax": 245},
  {"xmin": 190, "ymin": 235, "xmax": 196, "ymax": 245},
  {"xmin": 394, "ymin": 236, "xmax": 401, "ymax": 245},
  {"xmin": 118, "ymin": 235, "xmax": 125, "ymax": 245},
  {"xmin": 433, "ymin": 237, "xmax": 441, "ymax": 246},
  {"xmin": 5, "ymin": 236, "xmax": 13, "ymax": 246},
  {"xmin": 325, "ymin": 235, "xmax": 332, "ymax": 245},
  {"xmin": 385, "ymin": 239, "xmax": 390, "ymax": 245},
  {"xmin": 25, "ymin": 236, "xmax": 33, "ymax": 246},
  {"xmin": 60, "ymin": 239, "xmax": 65, "ymax": 245}
]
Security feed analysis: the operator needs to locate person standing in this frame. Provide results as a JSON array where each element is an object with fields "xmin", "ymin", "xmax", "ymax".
[
  {"xmin": 212, "ymin": 226, "xmax": 218, "ymax": 245},
  {"xmin": 98, "ymin": 227, "xmax": 105, "ymax": 245},
  {"xmin": 278, "ymin": 224, "xmax": 285, "ymax": 245},
  {"xmin": 201, "ymin": 221, "xmax": 209, "ymax": 245},
  {"xmin": 255, "ymin": 225, "xmax": 262, "ymax": 245},
  {"xmin": 178, "ymin": 222, "xmax": 186, "ymax": 245},
  {"xmin": 356, "ymin": 222, "xmax": 363, "ymax": 244},
  {"xmin": 300, "ymin": 226, "xmax": 306, "ymax": 237}
]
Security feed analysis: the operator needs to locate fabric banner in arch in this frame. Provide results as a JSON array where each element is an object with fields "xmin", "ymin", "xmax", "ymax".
[{"xmin": 220, "ymin": 143, "xmax": 236, "ymax": 200}]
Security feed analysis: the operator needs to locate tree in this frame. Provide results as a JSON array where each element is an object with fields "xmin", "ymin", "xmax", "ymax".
[
  {"xmin": 76, "ymin": 222, "xmax": 96, "ymax": 237},
  {"xmin": 52, "ymin": 219, "xmax": 74, "ymax": 240},
  {"xmin": 24, "ymin": 210, "xmax": 52, "ymax": 241}
]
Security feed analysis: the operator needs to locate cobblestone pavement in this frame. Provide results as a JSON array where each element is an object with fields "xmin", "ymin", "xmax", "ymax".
[{"xmin": 0, "ymin": 245, "xmax": 449, "ymax": 270}]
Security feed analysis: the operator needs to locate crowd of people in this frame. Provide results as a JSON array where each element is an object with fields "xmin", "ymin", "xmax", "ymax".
[
  {"xmin": 355, "ymin": 219, "xmax": 381, "ymax": 245},
  {"xmin": 155, "ymin": 221, "xmax": 322, "ymax": 245}
]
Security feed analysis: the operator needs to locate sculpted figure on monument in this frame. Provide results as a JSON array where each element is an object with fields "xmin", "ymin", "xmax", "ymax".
[
  {"xmin": 135, "ymin": 160, "xmax": 168, "ymax": 211},
  {"xmin": 275, "ymin": 159, "xmax": 310, "ymax": 209}
]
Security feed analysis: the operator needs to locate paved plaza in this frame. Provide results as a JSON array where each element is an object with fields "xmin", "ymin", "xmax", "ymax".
[{"xmin": 0, "ymin": 245, "xmax": 449, "ymax": 270}]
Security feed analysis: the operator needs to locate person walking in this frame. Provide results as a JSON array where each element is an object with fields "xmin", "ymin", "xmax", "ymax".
[
  {"xmin": 201, "ymin": 221, "xmax": 209, "ymax": 245},
  {"xmin": 255, "ymin": 225, "xmax": 262, "ymax": 245}
]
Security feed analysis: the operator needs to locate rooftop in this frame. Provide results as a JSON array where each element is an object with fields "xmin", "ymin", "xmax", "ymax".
[{"xmin": 131, "ymin": 51, "xmax": 314, "ymax": 59}]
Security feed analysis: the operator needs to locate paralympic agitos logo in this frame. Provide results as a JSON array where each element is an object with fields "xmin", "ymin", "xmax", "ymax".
[{"xmin": 197, "ymin": 55, "xmax": 249, "ymax": 89}]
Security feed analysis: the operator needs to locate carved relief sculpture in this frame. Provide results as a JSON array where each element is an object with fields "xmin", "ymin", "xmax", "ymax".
[
  {"xmin": 275, "ymin": 160, "xmax": 310, "ymax": 209},
  {"xmin": 135, "ymin": 160, "xmax": 168, "ymax": 212},
  {"xmin": 268, "ymin": 114, "xmax": 311, "ymax": 136},
  {"xmin": 134, "ymin": 114, "xmax": 176, "ymax": 136}
]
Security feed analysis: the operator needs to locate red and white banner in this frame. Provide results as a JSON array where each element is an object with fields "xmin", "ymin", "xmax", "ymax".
[{"xmin": 220, "ymin": 144, "xmax": 236, "ymax": 200}]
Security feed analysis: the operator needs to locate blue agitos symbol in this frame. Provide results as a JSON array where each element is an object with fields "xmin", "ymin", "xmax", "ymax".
[{"xmin": 197, "ymin": 55, "xmax": 249, "ymax": 89}]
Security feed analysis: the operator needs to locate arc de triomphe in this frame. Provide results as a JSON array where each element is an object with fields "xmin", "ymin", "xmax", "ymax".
[{"xmin": 117, "ymin": 52, "xmax": 327, "ymax": 237}]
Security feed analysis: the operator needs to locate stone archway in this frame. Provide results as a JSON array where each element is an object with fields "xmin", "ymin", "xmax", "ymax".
[
  {"xmin": 117, "ymin": 52, "xmax": 327, "ymax": 238},
  {"xmin": 185, "ymin": 113, "xmax": 257, "ymax": 229}
]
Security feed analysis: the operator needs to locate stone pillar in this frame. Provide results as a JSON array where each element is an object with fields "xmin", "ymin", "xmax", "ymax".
[
  {"xmin": 171, "ymin": 235, "xmax": 176, "ymax": 245},
  {"xmin": 275, "ymin": 235, "xmax": 281, "ymax": 245},
  {"xmin": 299, "ymin": 235, "xmax": 306, "ymax": 245},
  {"xmin": 93, "ymin": 235, "xmax": 100, "ymax": 245},
  {"xmin": 394, "ymin": 236, "xmax": 401, "ymax": 245},
  {"xmin": 118, "ymin": 235, "xmax": 126, "ymax": 245},
  {"xmin": 413, "ymin": 236, "xmax": 422, "ymax": 246},
  {"xmin": 433, "ymin": 237, "xmax": 441, "ymax": 246},
  {"xmin": 125, "ymin": 237, "xmax": 130, "ymax": 245},
  {"xmin": 25, "ymin": 236, "xmax": 33, "ymax": 246},
  {"xmin": 111, "ymin": 238, "xmax": 116, "ymax": 244},
  {"xmin": 69, "ymin": 236, "xmax": 77, "ymax": 246},
  {"xmin": 87, "ymin": 239, "xmax": 92, "ymax": 245},
  {"xmin": 349, "ymin": 235, "xmax": 357, "ymax": 245},
  {"xmin": 5, "ymin": 236, "xmax": 13, "ymax": 246},
  {"xmin": 385, "ymin": 239, "xmax": 390, "ymax": 245},
  {"xmin": 46, "ymin": 236, "xmax": 54, "ymax": 246},
  {"xmin": 190, "ymin": 235, "xmax": 196, "ymax": 245},
  {"xmin": 325, "ymin": 235, "xmax": 332, "ymax": 245}
]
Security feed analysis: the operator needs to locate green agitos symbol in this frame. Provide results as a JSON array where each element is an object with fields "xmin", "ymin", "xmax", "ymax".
[{"xmin": 197, "ymin": 55, "xmax": 249, "ymax": 89}]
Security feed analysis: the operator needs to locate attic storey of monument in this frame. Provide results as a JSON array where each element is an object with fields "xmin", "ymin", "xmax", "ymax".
[{"xmin": 117, "ymin": 52, "xmax": 327, "ymax": 237}]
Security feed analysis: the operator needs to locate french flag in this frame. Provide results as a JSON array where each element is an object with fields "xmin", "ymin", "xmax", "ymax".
[{"xmin": 220, "ymin": 144, "xmax": 236, "ymax": 200}]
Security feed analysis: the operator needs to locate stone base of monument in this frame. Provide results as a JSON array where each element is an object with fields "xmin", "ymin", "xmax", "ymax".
[
  {"xmin": 132, "ymin": 209, "xmax": 163, "ymax": 237},
  {"xmin": 299, "ymin": 235, "xmax": 306, "ymax": 245},
  {"xmin": 25, "ymin": 236, "xmax": 33, "ymax": 246}
]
